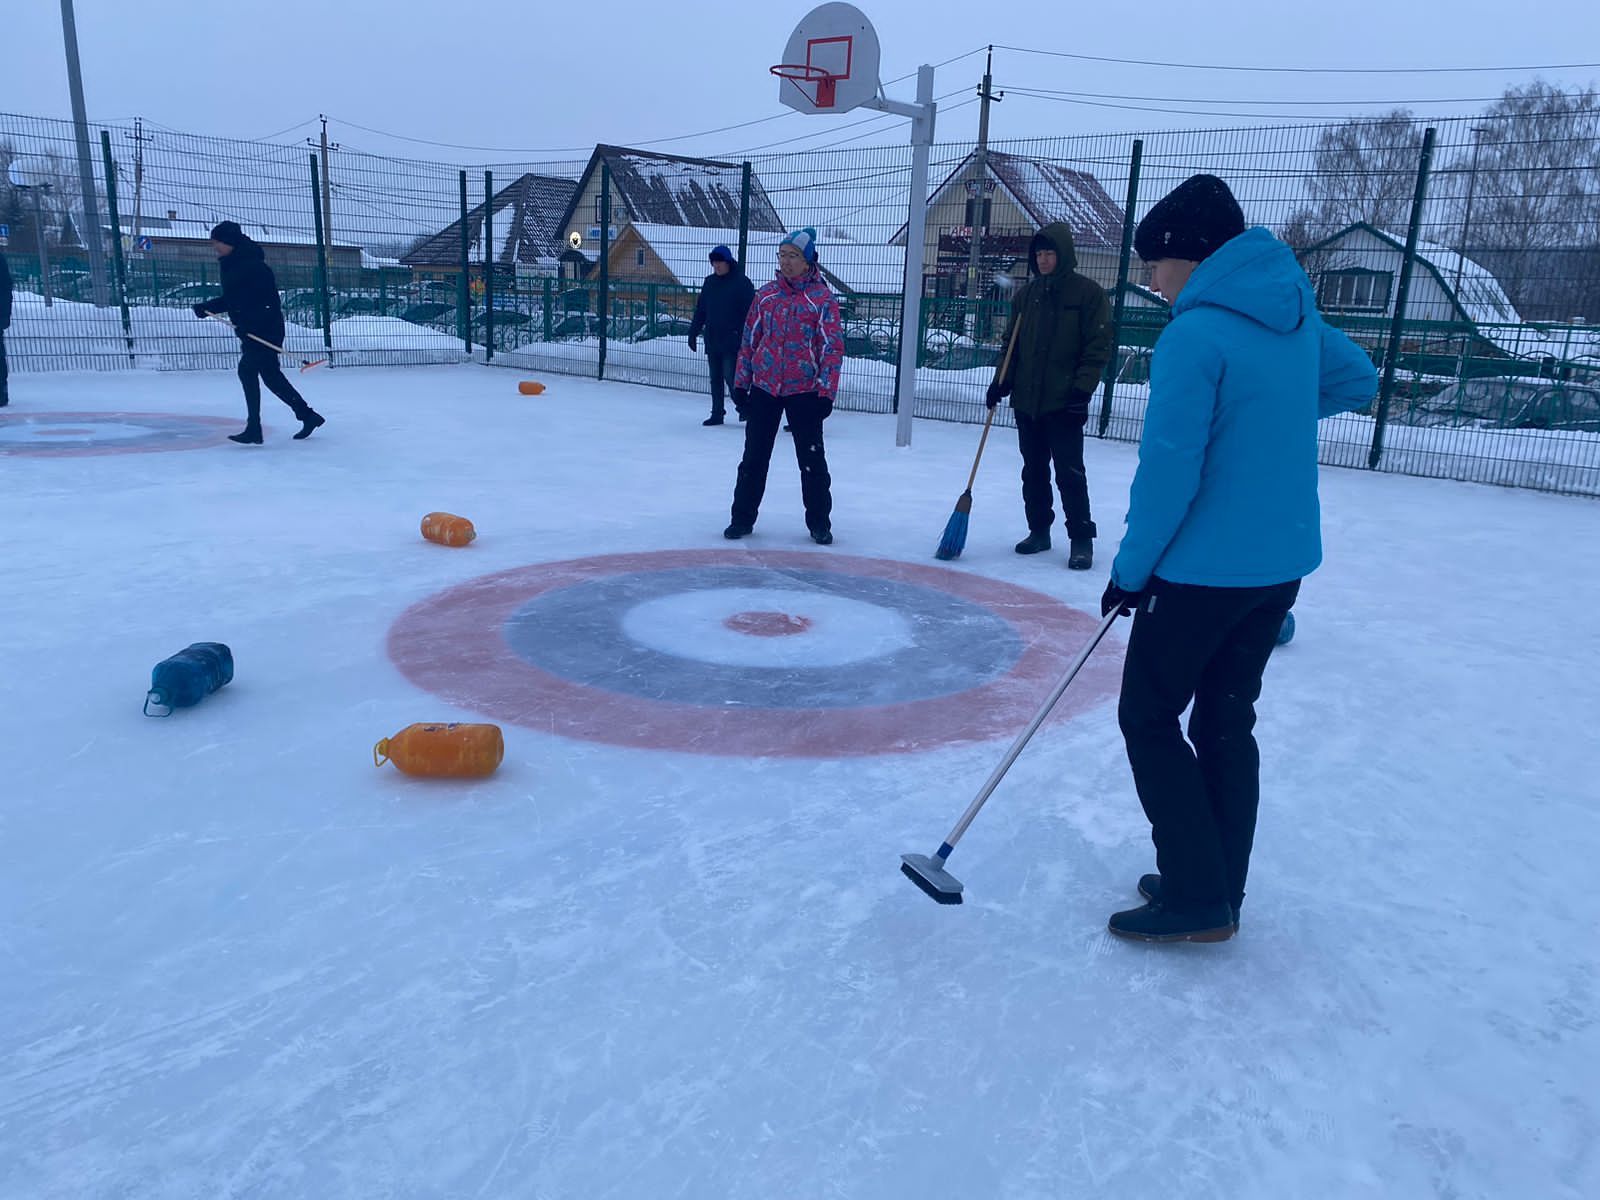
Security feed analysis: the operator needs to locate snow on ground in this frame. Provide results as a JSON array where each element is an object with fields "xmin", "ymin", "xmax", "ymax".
[{"xmin": 2, "ymin": 364, "xmax": 1598, "ymax": 1199}]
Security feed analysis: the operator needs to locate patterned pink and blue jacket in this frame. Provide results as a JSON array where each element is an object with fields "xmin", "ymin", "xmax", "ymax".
[{"xmin": 733, "ymin": 267, "xmax": 844, "ymax": 400}]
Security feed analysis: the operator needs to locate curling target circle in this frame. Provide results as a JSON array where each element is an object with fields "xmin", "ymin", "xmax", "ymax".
[{"xmin": 386, "ymin": 549, "xmax": 1121, "ymax": 757}]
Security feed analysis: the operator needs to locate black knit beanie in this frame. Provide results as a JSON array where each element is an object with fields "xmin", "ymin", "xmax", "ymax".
[
  {"xmin": 209, "ymin": 220, "xmax": 245, "ymax": 247},
  {"xmin": 1133, "ymin": 174, "xmax": 1245, "ymax": 263}
]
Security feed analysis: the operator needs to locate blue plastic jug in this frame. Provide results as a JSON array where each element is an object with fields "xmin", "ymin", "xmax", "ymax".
[{"xmin": 145, "ymin": 643, "xmax": 234, "ymax": 716}]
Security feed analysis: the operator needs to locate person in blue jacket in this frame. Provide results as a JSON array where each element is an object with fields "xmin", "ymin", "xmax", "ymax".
[
  {"xmin": 688, "ymin": 245, "xmax": 756, "ymax": 426},
  {"xmin": 1100, "ymin": 174, "xmax": 1378, "ymax": 943}
]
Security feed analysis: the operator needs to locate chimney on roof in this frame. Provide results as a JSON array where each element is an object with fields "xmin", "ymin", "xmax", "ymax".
[{"xmin": 167, "ymin": 210, "xmax": 178, "ymax": 221}]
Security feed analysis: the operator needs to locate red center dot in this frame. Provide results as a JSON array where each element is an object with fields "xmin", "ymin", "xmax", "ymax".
[{"xmin": 723, "ymin": 610, "xmax": 814, "ymax": 638}]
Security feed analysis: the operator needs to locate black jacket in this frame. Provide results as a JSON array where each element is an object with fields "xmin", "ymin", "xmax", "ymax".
[
  {"xmin": 689, "ymin": 263, "xmax": 756, "ymax": 356},
  {"xmin": 997, "ymin": 222, "xmax": 1113, "ymax": 418},
  {"xmin": 198, "ymin": 237, "xmax": 286, "ymax": 344},
  {"xmin": 0, "ymin": 254, "xmax": 12, "ymax": 331}
]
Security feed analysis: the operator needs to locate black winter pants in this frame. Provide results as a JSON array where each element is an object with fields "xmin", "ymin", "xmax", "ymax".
[
  {"xmin": 730, "ymin": 388, "xmax": 832, "ymax": 532},
  {"xmin": 0, "ymin": 330, "xmax": 8, "ymax": 404},
  {"xmin": 237, "ymin": 340, "xmax": 309, "ymax": 427},
  {"xmin": 1016, "ymin": 407, "xmax": 1095, "ymax": 541},
  {"xmin": 1118, "ymin": 577, "xmax": 1301, "ymax": 913},
  {"xmin": 706, "ymin": 349, "xmax": 739, "ymax": 418}
]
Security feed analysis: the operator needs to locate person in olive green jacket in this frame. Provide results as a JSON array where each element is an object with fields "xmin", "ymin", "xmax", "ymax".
[{"xmin": 986, "ymin": 221, "xmax": 1114, "ymax": 569}]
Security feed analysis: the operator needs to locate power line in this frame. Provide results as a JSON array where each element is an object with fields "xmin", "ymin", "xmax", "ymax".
[
  {"xmin": 993, "ymin": 44, "xmax": 1600, "ymax": 75},
  {"xmin": 1005, "ymin": 85, "xmax": 1525, "ymax": 107}
]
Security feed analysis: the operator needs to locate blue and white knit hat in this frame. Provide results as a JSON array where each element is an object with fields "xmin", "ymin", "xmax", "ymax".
[{"xmin": 780, "ymin": 227, "xmax": 818, "ymax": 264}]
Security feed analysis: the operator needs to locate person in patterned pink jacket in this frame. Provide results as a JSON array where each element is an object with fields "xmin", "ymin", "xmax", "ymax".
[{"xmin": 723, "ymin": 227, "xmax": 845, "ymax": 545}]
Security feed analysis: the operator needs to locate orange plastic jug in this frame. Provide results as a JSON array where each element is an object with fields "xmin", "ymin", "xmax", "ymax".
[
  {"xmin": 374, "ymin": 722, "xmax": 504, "ymax": 778},
  {"xmin": 421, "ymin": 512, "xmax": 476, "ymax": 546},
  {"xmin": 517, "ymin": 380, "xmax": 547, "ymax": 395}
]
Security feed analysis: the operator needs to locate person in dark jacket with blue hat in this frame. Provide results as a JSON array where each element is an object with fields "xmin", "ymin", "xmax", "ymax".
[
  {"xmin": 1100, "ymin": 174, "xmax": 1377, "ymax": 944},
  {"xmin": 689, "ymin": 244, "xmax": 756, "ymax": 426},
  {"xmin": 192, "ymin": 221, "xmax": 324, "ymax": 444}
]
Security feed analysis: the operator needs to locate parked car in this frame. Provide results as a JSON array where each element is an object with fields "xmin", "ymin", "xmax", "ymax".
[{"xmin": 1409, "ymin": 377, "xmax": 1600, "ymax": 432}]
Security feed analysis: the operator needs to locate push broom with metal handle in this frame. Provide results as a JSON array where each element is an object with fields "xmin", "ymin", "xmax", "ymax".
[
  {"xmin": 205, "ymin": 313, "xmax": 327, "ymax": 372},
  {"xmin": 934, "ymin": 318, "xmax": 1022, "ymax": 560},
  {"xmin": 901, "ymin": 605, "xmax": 1124, "ymax": 904}
]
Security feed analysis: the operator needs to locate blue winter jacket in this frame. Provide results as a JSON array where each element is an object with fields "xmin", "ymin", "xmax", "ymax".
[{"xmin": 1110, "ymin": 227, "xmax": 1378, "ymax": 591}]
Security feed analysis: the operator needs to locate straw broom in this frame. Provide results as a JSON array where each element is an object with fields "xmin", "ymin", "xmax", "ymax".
[{"xmin": 934, "ymin": 320, "xmax": 1021, "ymax": 561}]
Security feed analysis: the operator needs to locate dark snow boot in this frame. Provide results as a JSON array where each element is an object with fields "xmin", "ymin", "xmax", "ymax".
[
  {"xmin": 810, "ymin": 527, "xmax": 833, "ymax": 545},
  {"xmin": 1108, "ymin": 899, "xmax": 1235, "ymax": 943},
  {"xmin": 703, "ymin": 415, "xmax": 725, "ymax": 426},
  {"xmin": 1068, "ymin": 538, "xmax": 1094, "ymax": 570},
  {"xmin": 292, "ymin": 410, "xmax": 325, "ymax": 440},
  {"xmin": 228, "ymin": 424, "xmax": 264, "ymax": 445},
  {"xmin": 1014, "ymin": 530, "xmax": 1052, "ymax": 555},
  {"xmin": 1136, "ymin": 875, "xmax": 1241, "ymax": 931},
  {"xmin": 724, "ymin": 522, "xmax": 753, "ymax": 540}
]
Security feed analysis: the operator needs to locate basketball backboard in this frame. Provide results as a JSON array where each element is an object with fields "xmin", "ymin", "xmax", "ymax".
[{"xmin": 773, "ymin": 3, "xmax": 881, "ymax": 114}]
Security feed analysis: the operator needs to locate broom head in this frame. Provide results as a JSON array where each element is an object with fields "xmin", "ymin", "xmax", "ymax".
[{"xmin": 934, "ymin": 492, "xmax": 973, "ymax": 560}]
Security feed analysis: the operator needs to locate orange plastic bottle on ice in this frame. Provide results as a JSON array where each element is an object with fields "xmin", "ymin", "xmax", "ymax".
[
  {"xmin": 420, "ymin": 512, "xmax": 476, "ymax": 546},
  {"xmin": 374, "ymin": 722, "xmax": 505, "ymax": 778}
]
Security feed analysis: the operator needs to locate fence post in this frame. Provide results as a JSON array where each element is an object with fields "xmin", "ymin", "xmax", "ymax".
[
  {"xmin": 1370, "ymin": 127, "xmax": 1437, "ymax": 470},
  {"xmin": 1099, "ymin": 138, "xmax": 1143, "ymax": 438},
  {"xmin": 598, "ymin": 162, "xmax": 611, "ymax": 380},
  {"xmin": 543, "ymin": 277, "xmax": 553, "ymax": 342},
  {"xmin": 99, "ymin": 130, "xmax": 135, "ymax": 363},
  {"xmin": 309, "ymin": 154, "xmax": 334, "ymax": 359},
  {"xmin": 738, "ymin": 162, "xmax": 752, "ymax": 267},
  {"xmin": 457, "ymin": 170, "xmax": 470, "ymax": 350},
  {"xmin": 483, "ymin": 170, "xmax": 495, "ymax": 362}
]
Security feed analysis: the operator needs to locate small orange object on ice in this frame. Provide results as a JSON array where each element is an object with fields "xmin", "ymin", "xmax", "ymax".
[{"xmin": 420, "ymin": 512, "xmax": 476, "ymax": 546}]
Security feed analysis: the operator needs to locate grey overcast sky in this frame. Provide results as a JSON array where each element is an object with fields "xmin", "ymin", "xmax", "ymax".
[{"xmin": 5, "ymin": 0, "xmax": 1600, "ymax": 160}]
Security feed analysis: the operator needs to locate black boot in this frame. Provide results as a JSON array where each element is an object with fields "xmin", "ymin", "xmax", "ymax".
[
  {"xmin": 724, "ymin": 522, "xmax": 753, "ymax": 540},
  {"xmin": 229, "ymin": 424, "xmax": 264, "ymax": 445},
  {"xmin": 703, "ymin": 414, "xmax": 725, "ymax": 426},
  {"xmin": 1139, "ymin": 874, "xmax": 1240, "ymax": 930},
  {"xmin": 1068, "ymin": 538, "xmax": 1094, "ymax": 570},
  {"xmin": 293, "ymin": 410, "xmax": 325, "ymax": 440},
  {"xmin": 809, "ymin": 527, "xmax": 833, "ymax": 545},
  {"xmin": 1014, "ymin": 530, "xmax": 1052, "ymax": 555},
  {"xmin": 1108, "ymin": 899, "xmax": 1235, "ymax": 943}
]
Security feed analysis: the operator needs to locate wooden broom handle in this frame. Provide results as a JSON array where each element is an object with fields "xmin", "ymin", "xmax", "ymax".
[{"xmin": 962, "ymin": 318, "xmax": 1023, "ymax": 493}]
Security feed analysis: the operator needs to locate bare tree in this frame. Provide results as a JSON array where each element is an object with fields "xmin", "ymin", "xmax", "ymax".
[{"xmin": 1300, "ymin": 110, "xmax": 1427, "ymax": 238}]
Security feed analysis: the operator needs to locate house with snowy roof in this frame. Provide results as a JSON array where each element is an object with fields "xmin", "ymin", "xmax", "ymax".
[
  {"xmin": 890, "ymin": 148, "xmax": 1128, "ymax": 298},
  {"xmin": 1300, "ymin": 223, "xmax": 1600, "ymax": 374},
  {"xmin": 401, "ymin": 173, "xmax": 579, "ymax": 285},
  {"xmin": 556, "ymin": 146, "xmax": 785, "ymax": 280}
]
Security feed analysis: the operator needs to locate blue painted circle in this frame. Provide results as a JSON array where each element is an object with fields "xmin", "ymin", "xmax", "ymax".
[{"xmin": 502, "ymin": 565, "xmax": 1022, "ymax": 709}]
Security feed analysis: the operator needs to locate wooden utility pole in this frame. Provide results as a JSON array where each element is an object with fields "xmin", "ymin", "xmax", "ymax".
[
  {"xmin": 126, "ymin": 118, "xmax": 154, "ymax": 244},
  {"xmin": 964, "ymin": 47, "xmax": 1000, "ymax": 337},
  {"xmin": 307, "ymin": 115, "xmax": 339, "ymax": 262}
]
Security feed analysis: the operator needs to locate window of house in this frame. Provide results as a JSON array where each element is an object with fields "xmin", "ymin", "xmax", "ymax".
[
  {"xmin": 636, "ymin": 249, "xmax": 645, "ymax": 266},
  {"xmin": 593, "ymin": 195, "xmax": 604, "ymax": 225},
  {"xmin": 1318, "ymin": 269, "xmax": 1393, "ymax": 312},
  {"xmin": 964, "ymin": 197, "xmax": 992, "ymax": 230}
]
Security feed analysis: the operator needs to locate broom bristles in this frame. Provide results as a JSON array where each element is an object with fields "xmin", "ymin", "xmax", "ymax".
[{"xmin": 935, "ymin": 498, "xmax": 972, "ymax": 560}]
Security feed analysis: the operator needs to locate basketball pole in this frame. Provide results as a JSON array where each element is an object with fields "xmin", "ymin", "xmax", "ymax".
[{"xmin": 874, "ymin": 65, "xmax": 936, "ymax": 448}]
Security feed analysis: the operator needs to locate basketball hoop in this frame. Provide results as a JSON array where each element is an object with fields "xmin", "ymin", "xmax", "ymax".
[{"xmin": 771, "ymin": 62, "xmax": 841, "ymax": 109}]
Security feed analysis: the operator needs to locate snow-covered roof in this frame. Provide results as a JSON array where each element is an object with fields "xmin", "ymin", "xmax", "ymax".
[
  {"xmin": 404, "ymin": 173, "xmax": 579, "ymax": 268},
  {"xmin": 623, "ymin": 223, "xmax": 906, "ymax": 296},
  {"xmin": 559, "ymin": 146, "xmax": 785, "ymax": 235},
  {"xmin": 1403, "ymin": 233, "xmax": 1522, "ymax": 327},
  {"xmin": 103, "ymin": 215, "xmax": 358, "ymax": 251},
  {"xmin": 891, "ymin": 149, "xmax": 1126, "ymax": 253}
]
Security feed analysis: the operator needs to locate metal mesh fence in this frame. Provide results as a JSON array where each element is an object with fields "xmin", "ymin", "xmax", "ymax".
[{"xmin": 3, "ymin": 106, "xmax": 1597, "ymax": 495}]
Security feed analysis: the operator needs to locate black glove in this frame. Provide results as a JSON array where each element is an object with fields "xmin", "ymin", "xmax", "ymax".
[
  {"xmin": 1068, "ymin": 387, "xmax": 1095, "ymax": 413},
  {"xmin": 985, "ymin": 382, "xmax": 1004, "ymax": 410},
  {"xmin": 192, "ymin": 303, "xmax": 209, "ymax": 319},
  {"xmin": 1101, "ymin": 579, "xmax": 1144, "ymax": 618},
  {"xmin": 732, "ymin": 387, "xmax": 749, "ymax": 407},
  {"xmin": 688, "ymin": 334, "xmax": 698, "ymax": 353}
]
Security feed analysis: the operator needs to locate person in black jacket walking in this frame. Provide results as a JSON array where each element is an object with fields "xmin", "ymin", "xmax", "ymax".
[
  {"xmin": 192, "ymin": 221, "xmax": 323, "ymax": 444},
  {"xmin": 0, "ymin": 251, "xmax": 13, "ymax": 406},
  {"xmin": 688, "ymin": 244, "xmax": 755, "ymax": 426}
]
